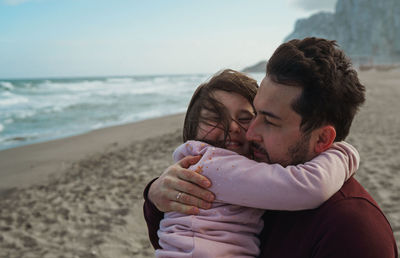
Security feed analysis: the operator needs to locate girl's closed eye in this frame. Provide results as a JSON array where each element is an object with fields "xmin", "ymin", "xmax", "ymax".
[
  {"xmin": 237, "ymin": 110, "xmax": 254, "ymax": 123},
  {"xmin": 201, "ymin": 110, "xmax": 220, "ymax": 123},
  {"xmin": 238, "ymin": 116, "xmax": 253, "ymax": 124}
]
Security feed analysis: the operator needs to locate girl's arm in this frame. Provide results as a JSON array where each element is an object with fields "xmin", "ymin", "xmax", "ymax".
[{"xmin": 173, "ymin": 140, "xmax": 359, "ymax": 210}]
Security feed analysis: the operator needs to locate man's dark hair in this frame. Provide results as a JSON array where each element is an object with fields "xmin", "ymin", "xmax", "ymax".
[
  {"xmin": 266, "ymin": 37, "xmax": 366, "ymax": 141},
  {"xmin": 183, "ymin": 69, "xmax": 258, "ymax": 145}
]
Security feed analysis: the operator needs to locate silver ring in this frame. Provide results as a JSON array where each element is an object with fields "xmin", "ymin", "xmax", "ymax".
[{"xmin": 176, "ymin": 192, "xmax": 183, "ymax": 201}]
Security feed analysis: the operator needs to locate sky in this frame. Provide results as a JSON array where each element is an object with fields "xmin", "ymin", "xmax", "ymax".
[{"xmin": 0, "ymin": 0, "xmax": 337, "ymax": 79}]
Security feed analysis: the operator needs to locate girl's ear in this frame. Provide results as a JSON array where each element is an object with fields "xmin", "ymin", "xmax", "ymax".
[{"xmin": 313, "ymin": 125, "xmax": 336, "ymax": 154}]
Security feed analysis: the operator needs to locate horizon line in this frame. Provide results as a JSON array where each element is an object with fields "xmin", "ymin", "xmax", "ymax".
[{"xmin": 0, "ymin": 72, "xmax": 216, "ymax": 81}]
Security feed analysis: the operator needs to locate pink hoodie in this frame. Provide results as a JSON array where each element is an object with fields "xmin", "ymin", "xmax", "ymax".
[{"xmin": 156, "ymin": 141, "xmax": 359, "ymax": 258}]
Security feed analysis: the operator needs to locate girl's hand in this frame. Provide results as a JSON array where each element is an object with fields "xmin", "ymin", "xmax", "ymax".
[{"xmin": 148, "ymin": 155, "xmax": 215, "ymax": 215}]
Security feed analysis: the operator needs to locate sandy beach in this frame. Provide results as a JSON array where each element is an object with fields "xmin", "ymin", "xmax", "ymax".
[{"xmin": 0, "ymin": 69, "xmax": 399, "ymax": 257}]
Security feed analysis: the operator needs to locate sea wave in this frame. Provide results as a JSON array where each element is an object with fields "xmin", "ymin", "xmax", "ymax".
[
  {"xmin": 0, "ymin": 74, "xmax": 212, "ymax": 150},
  {"xmin": 4, "ymin": 119, "xmax": 13, "ymax": 124},
  {"xmin": 11, "ymin": 110, "xmax": 37, "ymax": 120},
  {"xmin": 105, "ymin": 77, "xmax": 134, "ymax": 83},
  {"xmin": 0, "ymin": 92, "xmax": 29, "ymax": 106},
  {"xmin": 0, "ymin": 81, "xmax": 15, "ymax": 91},
  {"xmin": 39, "ymin": 80, "xmax": 105, "ymax": 92}
]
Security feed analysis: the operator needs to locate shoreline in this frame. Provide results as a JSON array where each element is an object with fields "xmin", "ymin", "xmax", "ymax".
[{"xmin": 0, "ymin": 113, "xmax": 185, "ymax": 191}]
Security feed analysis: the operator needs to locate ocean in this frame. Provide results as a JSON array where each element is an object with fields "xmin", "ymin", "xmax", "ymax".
[{"xmin": 0, "ymin": 73, "xmax": 264, "ymax": 150}]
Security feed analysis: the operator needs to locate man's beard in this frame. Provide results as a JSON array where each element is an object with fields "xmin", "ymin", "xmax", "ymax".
[
  {"xmin": 286, "ymin": 132, "xmax": 312, "ymax": 165},
  {"xmin": 250, "ymin": 132, "xmax": 311, "ymax": 166},
  {"xmin": 250, "ymin": 133, "xmax": 311, "ymax": 167}
]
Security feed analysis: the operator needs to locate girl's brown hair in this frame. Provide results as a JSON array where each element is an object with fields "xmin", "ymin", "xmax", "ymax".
[{"xmin": 183, "ymin": 69, "xmax": 258, "ymax": 146}]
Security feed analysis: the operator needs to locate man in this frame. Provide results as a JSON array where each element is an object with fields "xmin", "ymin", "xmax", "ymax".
[{"xmin": 143, "ymin": 38, "xmax": 398, "ymax": 257}]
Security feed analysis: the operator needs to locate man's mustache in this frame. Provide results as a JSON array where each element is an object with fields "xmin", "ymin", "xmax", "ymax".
[{"xmin": 250, "ymin": 142, "xmax": 271, "ymax": 163}]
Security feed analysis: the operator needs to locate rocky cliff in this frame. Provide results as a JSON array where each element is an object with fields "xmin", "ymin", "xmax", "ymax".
[
  {"xmin": 242, "ymin": 60, "xmax": 267, "ymax": 73},
  {"xmin": 244, "ymin": 0, "xmax": 400, "ymax": 72}
]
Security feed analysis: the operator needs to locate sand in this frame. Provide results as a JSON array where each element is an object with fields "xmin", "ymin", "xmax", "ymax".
[{"xmin": 0, "ymin": 69, "xmax": 399, "ymax": 257}]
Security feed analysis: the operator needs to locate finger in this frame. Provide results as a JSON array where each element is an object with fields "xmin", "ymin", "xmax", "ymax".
[
  {"xmin": 174, "ymin": 172, "xmax": 214, "ymax": 200},
  {"xmin": 163, "ymin": 174, "xmax": 214, "ymax": 202},
  {"xmin": 178, "ymin": 155, "xmax": 202, "ymax": 168},
  {"xmin": 171, "ymin": 178, "xmax": 214, "ymax": 202},
  {"xmin": 172, "ymin": 190, "xmax": 212, "ymax": 210},
  {"xmin": 169, "ymin": 201, "xmax": 200, "ymax": 215},
  {"xmin": 177, "ymin": 167, "xmax": 212, "ymax": 188}
]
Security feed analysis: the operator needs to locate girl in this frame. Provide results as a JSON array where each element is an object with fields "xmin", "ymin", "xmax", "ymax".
[{"xmin": 156, "ymin": 69, "xmax": 359, "ymax": 257}]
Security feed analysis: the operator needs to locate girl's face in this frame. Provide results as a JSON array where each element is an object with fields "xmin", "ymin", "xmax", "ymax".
[{"xmin": 196, "ymin": 90, "xmax": 254, "ymax": 156}]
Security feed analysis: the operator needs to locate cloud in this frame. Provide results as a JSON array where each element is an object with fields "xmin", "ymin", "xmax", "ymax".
[
  {"xmin": 3, "ymin": 0, "xmax": 33, "ymax": 5},
  {"xmin": 291, "ymin": 0, "xmax": 337, "ymax": 12}
]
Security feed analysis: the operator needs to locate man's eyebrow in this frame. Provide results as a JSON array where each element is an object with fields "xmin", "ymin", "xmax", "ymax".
[{"xmin": 258, "ymin": 110, "xmax": 282, "ymax": 120}]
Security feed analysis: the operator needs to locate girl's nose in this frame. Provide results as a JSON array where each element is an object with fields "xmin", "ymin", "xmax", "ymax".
[{"xmin": 229, "ymin": 119, "xmax": 241, "ymax": 133}]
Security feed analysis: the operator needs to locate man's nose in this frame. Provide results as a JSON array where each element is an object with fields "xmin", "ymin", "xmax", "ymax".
[{"xmin": 246, "ymin": 117, "xmax": 262, "ymax": 142}]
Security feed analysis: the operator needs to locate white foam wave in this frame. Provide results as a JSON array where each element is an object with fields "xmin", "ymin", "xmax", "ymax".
[
  {"xmin": 68, "ymin": 81, "xmax": 106, "ymax": 92},
  {"xmin": 38, "ymin": 80, "xmax": 104, "ymax": 93},
  {"xmin": 0, "ymin": 93, "xmax": 29, "ymax": 106},
  {"xmin": 120, "ymin": 106, "xmax": 187, "ymax": 124},
  {"xmin": 14, "ymin": 110, "xmax": 36, "ymax": 119},
  {"xmin": 0, "ymin": 124, "xmax": 4, "ymax": 133},
  {"xmin": 33, "ymin": 76, "xmax": 198, "ymax": 100},
  {"xmin": 153, "ymin": 77, "xmax": 167, "ymax": 83},
  {"xmin": 0, "ymin": 82, "xmax": 14, "ymax": 90},
  {"xmin": 91, "ymin": 122, "xmax": 105, "ymax": 130},
  {"xmin": 21, "ymin": 82, "xmax": 33, "ymax": 89},
  {"xmin": 106, "ymin": 77, "xmax": 133, "ymax": 84}
]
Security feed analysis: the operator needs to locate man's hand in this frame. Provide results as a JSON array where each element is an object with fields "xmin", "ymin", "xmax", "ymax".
[{"xmin": 148, "ymin": 155, "xmax": 215, "ymax": 215}]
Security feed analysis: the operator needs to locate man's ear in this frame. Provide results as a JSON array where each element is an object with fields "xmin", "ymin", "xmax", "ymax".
[{"xmin": 313, "ymin": 125, "xmax": 336, "ymax": 154}]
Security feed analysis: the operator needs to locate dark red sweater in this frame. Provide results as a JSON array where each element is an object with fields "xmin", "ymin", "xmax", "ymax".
[{"xmin": 143, "ymin": 177, "xmax": 398, "ymax": 257}]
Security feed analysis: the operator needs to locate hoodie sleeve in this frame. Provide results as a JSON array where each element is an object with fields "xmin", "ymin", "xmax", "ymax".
[{"xmin": 176, "ymin": 140, "xmax": 359, "ymax": 210}]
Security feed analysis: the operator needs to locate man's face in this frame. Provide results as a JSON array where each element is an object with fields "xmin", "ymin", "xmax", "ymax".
[{"xmin": 246, "ymin": 76, "xmax": 314, "ymax": 166}]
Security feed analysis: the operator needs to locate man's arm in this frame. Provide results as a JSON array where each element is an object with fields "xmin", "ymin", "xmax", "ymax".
[
  {"xmin": 147, "ymin": 155, "xmax": 214, "ymax": 214},
  {"xmin": 142, "ymin": 178, "xmax": 163, "ymax": 249},
  {"xmin": 142, "ymin": 155, "xmax": 215, "ymax": 249}
]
